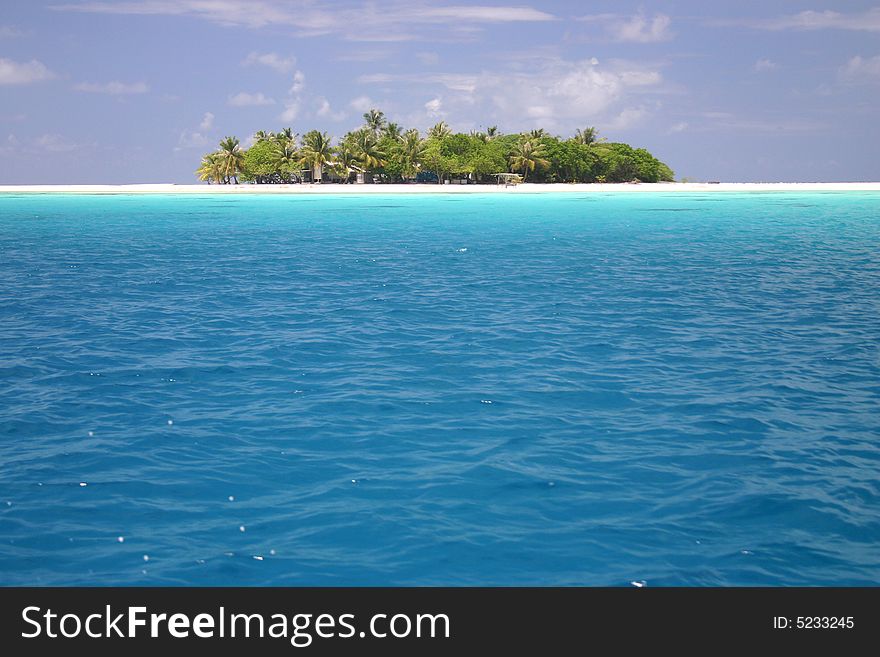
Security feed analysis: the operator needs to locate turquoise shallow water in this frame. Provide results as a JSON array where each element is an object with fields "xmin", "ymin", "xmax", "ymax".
[{"xmin": 0, "ymin": 191, "xmax": 878, "ymax": 586}]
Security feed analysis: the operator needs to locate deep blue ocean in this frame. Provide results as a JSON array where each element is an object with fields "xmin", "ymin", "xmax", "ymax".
[{"xmin": 1, "ymin": 192, "xmax": 878, "ymax": 586}]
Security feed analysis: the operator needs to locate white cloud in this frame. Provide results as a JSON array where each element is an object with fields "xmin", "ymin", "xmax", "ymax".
[
  {"xmin": 3, "ymin": 132, "xmax": 89, "ymax": 155},
  {"xmin": 55, "ymin": 0, "xmax": 298, "ymax": 29},
  {"xmin": 425, "ymin": 97, "xmax": 444, "ymax": 117},
  {"xmin": 174, "ymin": 112, "xmax": 215, "ymax": 152},
  {"xmin": 425, "ymin": 74, "xmax": 476, "ymax": 92},
  {"xmin": 606, "ymin": 107, "xmax": 649, "ymax": 130},
  {"xmin": 0, "ymin": 57, "xmax": 55, "ymax": 85},
  {"xmin": 695, "ymin": 114, "xmax": 824, "ymax": 133},
  {"xmin": 668, "ymin": 121, "xmax": 689, "ymax": 133},
  {"xmin": 349, "ymin": 95, "xmax": 374, "ymax": 112},
  {"xmin": 227, "ymin": 91, "xmax": 275, "ymax": 106},
  {"xmin": 334, "ymin": 49, "xmax": 392, "ymax": 62},
  {"xmin": 279, "ymin": 99, "xmax": 300, "ymax": 122},
  {"xmin": 315, "ymin": 96, "xmax": 346, "ymax": 121},
  {"xmin": 52, "ymin": 1, "xmax": 556, "ymax": 40},
  {"xmin": 414, "ymin": 6, "xmax": 553, "ymax": 23},
  {"xmin": 242, "ymin": 51, "xmax": 296, "ymax": 73},
  {"xmin": 342, "ymin": 32, "xmax": 418, "ymax": 43},
  {"xmin": 416, "ymin": 51, "xmax": 440, "ymax": 66},
  {"xmin": 359, "ymin": 72, "xmax": 477, "ymax": 93},
  {"xmin": 289, "ymin": 70, "xmax": 305, "ymax": 94},
  {"xmin": 580, "ymin": 12, "xmax": 673, "ymax": 43},
  {"xmin": 754, "ymin": 58, "xmax": 778, "ymax": 72},
  {"xmin": 175, "ymin": 131, "xmax": 211, "ymax": 151},
  {"xmin": 0, "ymin": 25, "xmax": 25, "ymax": 38},
  {"xmin": 358, "ymin": 73, "xmax": 394, "ymax": 84},
  {"xmin": 755, "ymin": 8, "xmax": 880, "ymax": 32},
  {"xmin": 840, "ymin": 55, "xmax": 880, "ymax": 82},
  {"xmin": 35, "ymin": 133, "xmax": 79, "ymax": 152},
  {"xmin": 611, "ymin": 13, "xmax": 672, "ymax": 43},
  {"xmin": 485, "ymin": 60, "xmax": 661, "ymax": 128},
  {"xmin": 370, "ymin": 58, "xmax": 664, "ymax": 132},
  {"xmin": 74, "ymin": 80, "xmax": 149, "ymax": 94},
  {"xmin": 0, "ymin": 133, "xmax": 19, "ymax": 154},
  {"xmin": 277, "ymin": 67, "xmax": 305, "ymax": 121}
]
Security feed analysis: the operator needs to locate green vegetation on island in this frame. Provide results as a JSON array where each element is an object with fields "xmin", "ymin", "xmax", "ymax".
[{"xmin": 196, "ymin": 109, "xmax": 674, "ymax": 185}]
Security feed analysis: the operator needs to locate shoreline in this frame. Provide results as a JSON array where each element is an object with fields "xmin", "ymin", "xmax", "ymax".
[{"xmin": 1, "ymin": 182, "xmax": 880, "ymax": 195}]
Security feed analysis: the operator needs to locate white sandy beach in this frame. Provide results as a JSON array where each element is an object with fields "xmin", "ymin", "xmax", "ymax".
[{"xmin": 1, "ymin": 182, "xmax": 879, "ymax": 194}]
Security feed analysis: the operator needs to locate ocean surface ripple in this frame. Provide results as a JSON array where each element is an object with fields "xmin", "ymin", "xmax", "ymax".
[{"xmin": 1, "ymin": 192, "xmax": 878, "ymax": 585}]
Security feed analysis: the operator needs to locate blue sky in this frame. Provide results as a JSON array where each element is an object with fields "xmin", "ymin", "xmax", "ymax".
[{"xmin": 1, "ymin": 1, "xmax": 879, "ymax": 183}]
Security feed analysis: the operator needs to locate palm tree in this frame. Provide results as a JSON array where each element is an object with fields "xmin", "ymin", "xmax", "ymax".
[
  {"xmin": 528, "ymin": 128, "xmax": 548, "ymax": 139},
  {"xmin": 271, "ymin": 142, "xmax": 299, "ymax": 182},
  {"xmin": 196, "ymin": 152, "xmax": 224, "ymax": 184},
  {"xmin": 217, "ymin": 136, "xmax": 244, "ymax": 184},
  {"xmin": 573, "ymin": 126, "xmax": 598, "ymax": 145},
  {"xmin": 383, "ymin": 122, "xmax": 402, "ymax": 141},
  {"xmin": 352, "ymin": 129, "xmax": 385, "ymax": 171},
  {"xmin": 363, "ymin": 109, "xmax": 386, "ymax": 137},
  {"xmin": 470, "ymin": 129, "xmax": 488, "ymax": 143},
  {"xmin": 274, "ymin": 127, "xmax": 297, "ymax": 148},
  {"xmin": 333, "ymin": 143, "xmax": 361, "ymax": 183},
  {"xmin": 254, "ymin": 130, "xmax": 274, "ymax": 144},
  {"xmin": 429, "ymin": 121, "xmax": 451, "ymax": 139},
  {"xmin": 509, "ymin": 138, "xmax": 549, "ymax": 182},
  {"xmin": 486, "ymin": 126, "xmax": 499, "ymax": 139},
  {"xmin": 299, "ymin": 130, "xmax": 334, "ymax": 182},
  {"xmin": 398, "ymin": 129, "xmax": 425, "ymax": 180}
]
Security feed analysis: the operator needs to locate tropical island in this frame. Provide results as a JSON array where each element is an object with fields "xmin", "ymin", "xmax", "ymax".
[{"xmin": 196, "ymin": 109, "xmax": 674, "ymax": 186}]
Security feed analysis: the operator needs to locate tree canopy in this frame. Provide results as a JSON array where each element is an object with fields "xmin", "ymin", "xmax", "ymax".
[{"xmin": 196, "ymin": 111, "xmax": 674, "ymax": 184}]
